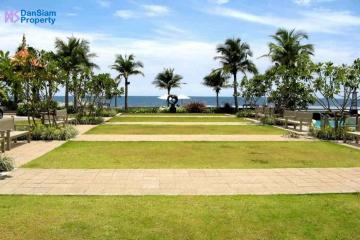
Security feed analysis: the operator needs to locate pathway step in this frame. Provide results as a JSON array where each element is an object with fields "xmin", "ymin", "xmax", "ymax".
[
  {"xmin": 0, "ymin": 168, "xmax": 359, "ymax": 195},
  {"xmin": 74, "ymin": 134, "xmax": 314, "ymax": 141}
]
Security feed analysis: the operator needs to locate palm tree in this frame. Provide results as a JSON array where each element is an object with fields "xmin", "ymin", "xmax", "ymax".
[
  {"xmin": 111, "ymin": 54, "xmax": 144, "ymax": 111},
  {"xmin": 153, "ymin": 68, "xmax": 183, "ymax": 95},
  {"xmin": 203, "ymin": 69, "xmax": 230, "ymax": 108},
  {"xmin": 265, "ymin": 28, "xmax": 314, "ymax": 67},
  {"xmin": 55, "ymin": 37, "xmax": 97, "ymax": 110},
  {"xmin": 215, "ymin": 38, "xmax": 258, "ymax": 110}
]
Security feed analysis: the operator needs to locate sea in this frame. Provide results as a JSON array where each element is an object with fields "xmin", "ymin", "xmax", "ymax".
[{"xmin": 53, "ymin": 96, "xmax": 360, "ymax": 110}]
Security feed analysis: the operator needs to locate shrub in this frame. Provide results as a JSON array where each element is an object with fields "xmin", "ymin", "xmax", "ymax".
[
  {"xmin": 260, "ymin": 116, "xmax": 276, "ymax": 125},
  {"xmin": 158, "ymin": 106, "xmax": 186, "ymax": 113},
  {"xmin": 236, "ymin": 109, "xmax": 254, "ymax": 118},
  {"xmin": 76, "ymin": 116, "xmax": 104, "ymax": 125},
  {"xmin": 119, "ymin": 107, "xmax": 159, "ymax": 113},
  {"xmin": 0, "ymin": 154, "xmax": 14, "ymax": 172},
  {"xmin": 32, "ymin": 125, "xmax": 78, "ymax": 140},
  {"xmin": 213, "ymin": 103, "xmax": 236, "ymax": 114},
  {"xmin": 184, "ymin": 102, "xmax": 207, "ymax": 113},
  {"xmin": 16, "ymin": 103, "xmax": 28, "ymax": 116},
  {"xmin": 96, "ymin": 108, "xmax": 117, "ymax": 117},
  {"xmin": 309, "ymin": 126, "xmax": 350, "ymax": 140}
]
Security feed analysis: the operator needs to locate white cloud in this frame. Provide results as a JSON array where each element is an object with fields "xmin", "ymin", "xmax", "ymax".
[
  {"xmin": 210, "ymin": 7, "xmax": 360, "ymax": 34},
  {"xmin": 0, "ymin": 17, "xmax": 358, "ymax": 96},
  {"xmin": 294, "ymin": 0, "xmax": 311, "ymax": 5},
  {"xmin": 114, "ymin": 10, "xmax": 135, "ymax": 19},
  {"xmin": 142, "ymin": 4, "xmax": 169, "ymax": 17},
  {"xmin": 114, "ymin": 4, "xmax": 169, "ymax": 19},
  {"xmin": 210, "ymin": 0, "xmax": 230, "ymax": 5},
  {"xmin": 294, "ymin": 0, "xmax": 336, "ymax": 6},
  {"xmin": 153, "ymin": 24, "xmax": 190, "ymax": 39},
  {"xmin": 98, "ymin": 0, "xmax": 111, "ymax": 8},
  {"xmin": 65, "ymin": 12, "xmax": 78, "ymax": 17}
]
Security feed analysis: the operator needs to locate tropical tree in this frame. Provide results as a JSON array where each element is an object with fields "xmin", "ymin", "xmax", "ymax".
[
  {"xmin": 203, "ymin": 69, "xmax": 230, "ymax": 108},
  {"xmin": 264, "ymin": 28, "xmax": 315, "ymax": 111},
  {"xmin": 215, "ymin": 38, "xmax": 258, "ymax": 110},
  {"xmin": 0, "ymin": 50, "xmax": 13, "ymax": 105},
  {"xmin": 111, "ymin": 54, "xmax": 144, "ymax": 111},
  {"xmin": 55, "ymin": 37, "xmax": 97, "ymax": 111},
  {"xmin": 240, "ymin": 74, "xmax": 272, "ymax": 107},
  {"xmin": 266, "ymin": 28, "xmax": 314, "ymax": 67},
  {"xmin": 153, "ymin": 68, "xmax": 183, "ymax": 96},
  {"xmin": 313, "ymin": 62, "xmax": 360, "ymax": 130}
]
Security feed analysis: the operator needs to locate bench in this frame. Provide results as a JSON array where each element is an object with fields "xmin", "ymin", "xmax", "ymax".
[
  {"xmin": 42, "ymin": 109, "xmax": 76, "ymax": 126},
  {"xmin": 276, "ymin": 110, "xmax": 313, "ymax": 132},
  {"xmin": 346, "ymin": 120, "xmax": 360, "ymax": 143},
  {"xmin": 0, "ymin": 117, "xmax": 31, "ymax": 151},
  {"xmin": 0, "ymin": 136, "xmax": 4, "ymax": 153},
  {"xmin": 255, "ymin": 107, "xmax": 273, "ymax": 119}
]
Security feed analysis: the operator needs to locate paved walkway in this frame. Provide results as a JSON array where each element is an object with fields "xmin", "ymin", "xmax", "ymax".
[
  {"xmin": 0, "ymin": 168, "xmax": 358, "ymax": 195},
  {"xmin": 106, "ymin": 122, "xmax": 254, "ymax": 125},
  {"xmin": 5, "ymin": 125, "xmax": 97, "ymax": 167},
  {"xmin": 74, "ymin": 134, "xmax": 314, "ymax": 141},
  {"xmin": 117, "ymin": 115, "xmax": 235, "ymax": 118}
]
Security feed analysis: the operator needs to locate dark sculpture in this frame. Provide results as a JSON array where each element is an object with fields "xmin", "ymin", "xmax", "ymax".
[{"xmin": 167, "ymin": 95, "xmax": 178, "ymax": 113}]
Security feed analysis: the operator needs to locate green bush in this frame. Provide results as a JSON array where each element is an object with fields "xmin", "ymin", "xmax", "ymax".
[
  {"xmin": 76, "ymin": 116, "xmax": 104, "ymax": 125},
  {"xmin": 16, "ymin": 103, "xmax": 28, "ymax": 116},
  {"xmin": 184, "ymin": 102, "xmax": 207, "ymax": 113},
  {"xmin": 260, "ymin": 116, "xmax": 276, "ymax": 125},
  {"xmin": 309, "ymin": 126, "xmax": 350, "ymax": 140},
  {"xmin": 236, "ymin": 109, "xmax": 254, "ymax": 118},
  {"xmin": 158, "ymin": 106, "xmax": 186, "ymax": 113},
  {"xmin": 120, "ymin": 107, "xmax": 159, "ymax": 113},
  {"xmin": 96, "ymin": 108, "xmax": 117, "ymax": 117},
  {"xmin": 0, "ymin": 154, "xmax": 14, "ymax": 172},
  {"xmin": 32, "ymin": 125, "xmax": 78, "ymax": 140}
]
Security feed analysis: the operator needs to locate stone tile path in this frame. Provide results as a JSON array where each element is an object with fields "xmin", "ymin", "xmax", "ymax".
[
  {"xmin": 74, "ymin": 134, "xmax": 314, "ymax": 142},
  {"xmin": 0, "ymin": 168, "xmax": 358, "ymax": 195},
  {"xmin": 4, "ymin": 125, "xmax": 97, "ymax": 167}
]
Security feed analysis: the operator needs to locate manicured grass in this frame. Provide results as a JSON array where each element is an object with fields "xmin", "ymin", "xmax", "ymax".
[
  {"xmin": 86, "ymin": 124, "xmax": 283, "ymax": 135},
  {"xmin": 0, "ymin": 194, "xmax": 359, "ymax": 240},
  {"xmin": 121, "ymin": 113, "xmax": 230, "ymax": 116},
  {"xmin": 24, "ymin": 141, "xmax": 360, "ymax": 168},
  {"xmin": 110, "ymin": 116, "xmax": 248, "ymax": 122}
]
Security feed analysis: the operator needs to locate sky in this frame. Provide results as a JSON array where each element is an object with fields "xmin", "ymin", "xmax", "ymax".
[{"xmin": 0, "ymin": 0, "xmax": 359, "ymax": 96}]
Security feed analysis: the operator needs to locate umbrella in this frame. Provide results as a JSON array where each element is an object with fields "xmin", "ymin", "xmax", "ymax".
[
  {"xmin": 158, "ymin": 94, "xmax": 168, "ymax": 100},
  {"xmin": 177, "ymin": 94, "xmax": 190, "ymax": 100}
]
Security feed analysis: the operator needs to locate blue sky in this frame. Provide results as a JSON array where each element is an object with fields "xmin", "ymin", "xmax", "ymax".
[{"xmin": 0, "ymin": 0, "xmax": 360, "ymax": 96}]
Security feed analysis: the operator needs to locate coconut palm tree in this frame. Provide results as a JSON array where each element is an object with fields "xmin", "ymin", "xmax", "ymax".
[
  {"xmin": 153, "ymin": 68, "xmax": 183, "ymax": 95},
  {"xmin": 203, "ymin": 69, "xmax": 230, "ymax": 108},
  {"xmin": 215, "ymin": 38, "xmax": 258, "ymax": 110},
  {"xmin": 265, "ymin": 28, "xmax": 314, "ymax": 67},
  {"xmin": 55, "ymin": 37, "xmax": 97, "ymax": 110},
  {"xmin": 111, "ymin": 54, "xmax": 144, "ymax": 111}
]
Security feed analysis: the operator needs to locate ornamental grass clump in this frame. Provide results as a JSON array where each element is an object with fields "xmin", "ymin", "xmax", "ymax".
[
  {"xmin": 32, "ymin": 125, "xmax": 78, "ymax": 140},
  {"xmin": 0, "ymin": 154, "xmax": 14, "ymax": 172}
]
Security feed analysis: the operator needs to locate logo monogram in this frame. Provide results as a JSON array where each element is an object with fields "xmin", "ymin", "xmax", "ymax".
[{"xmin": 4, "ymin": 10, "xmax": 20, "ymax": 23}]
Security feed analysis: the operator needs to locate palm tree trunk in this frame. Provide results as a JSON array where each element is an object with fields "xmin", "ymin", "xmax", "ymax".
[
  {"xmin": 216, "ymin": 90, "xmax": 219, "ymax": 108},
  {"xmin": 124, "ymin": 77, "xmax": 129, "ymax": 111},
  {"xmin": 233, "ymin": 72, "xmax": 239, "ymax": 111},
  {"xmin": 65, "ymin": 73, "xmax": 69, "ymax": 110},
  {"xmin": 167, "ymin": 88, "xmax": 171, "ymax": 107}
]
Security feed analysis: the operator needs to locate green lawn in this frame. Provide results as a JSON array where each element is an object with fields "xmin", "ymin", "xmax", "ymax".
[
  {"xmin": 110, "ymin": 116, "xmax": 248, "ymax": 122},
  {"xmin": 0, "ymin": 194, "xmax": 358, "ymax": 240},
  {"xmin": 86, "ymin": 124, "xmax": 283, "ymax": 135},
  {"xmin": 120, "ymin": 113, "xmax": 231, "ymax": 116},
  {"xmin": 24, "ymin": 141, "xmax": 360, "ymax": 168}
]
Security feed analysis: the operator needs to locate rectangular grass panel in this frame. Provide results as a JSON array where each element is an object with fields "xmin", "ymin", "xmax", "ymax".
[
  {"xmin": 24, "ymin": 141, "xmax": 360, "ymax": 169},
  {"xmin": 0, "ymin": 195, "xmax": 359, "ymax": 240},
  {"xmin": 86, "ymin": 125, "xmax": 284, "ymax": 135},
  {"xmin": 109, "ymin": 116, "xmax": 249, "ymax": 122}
]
